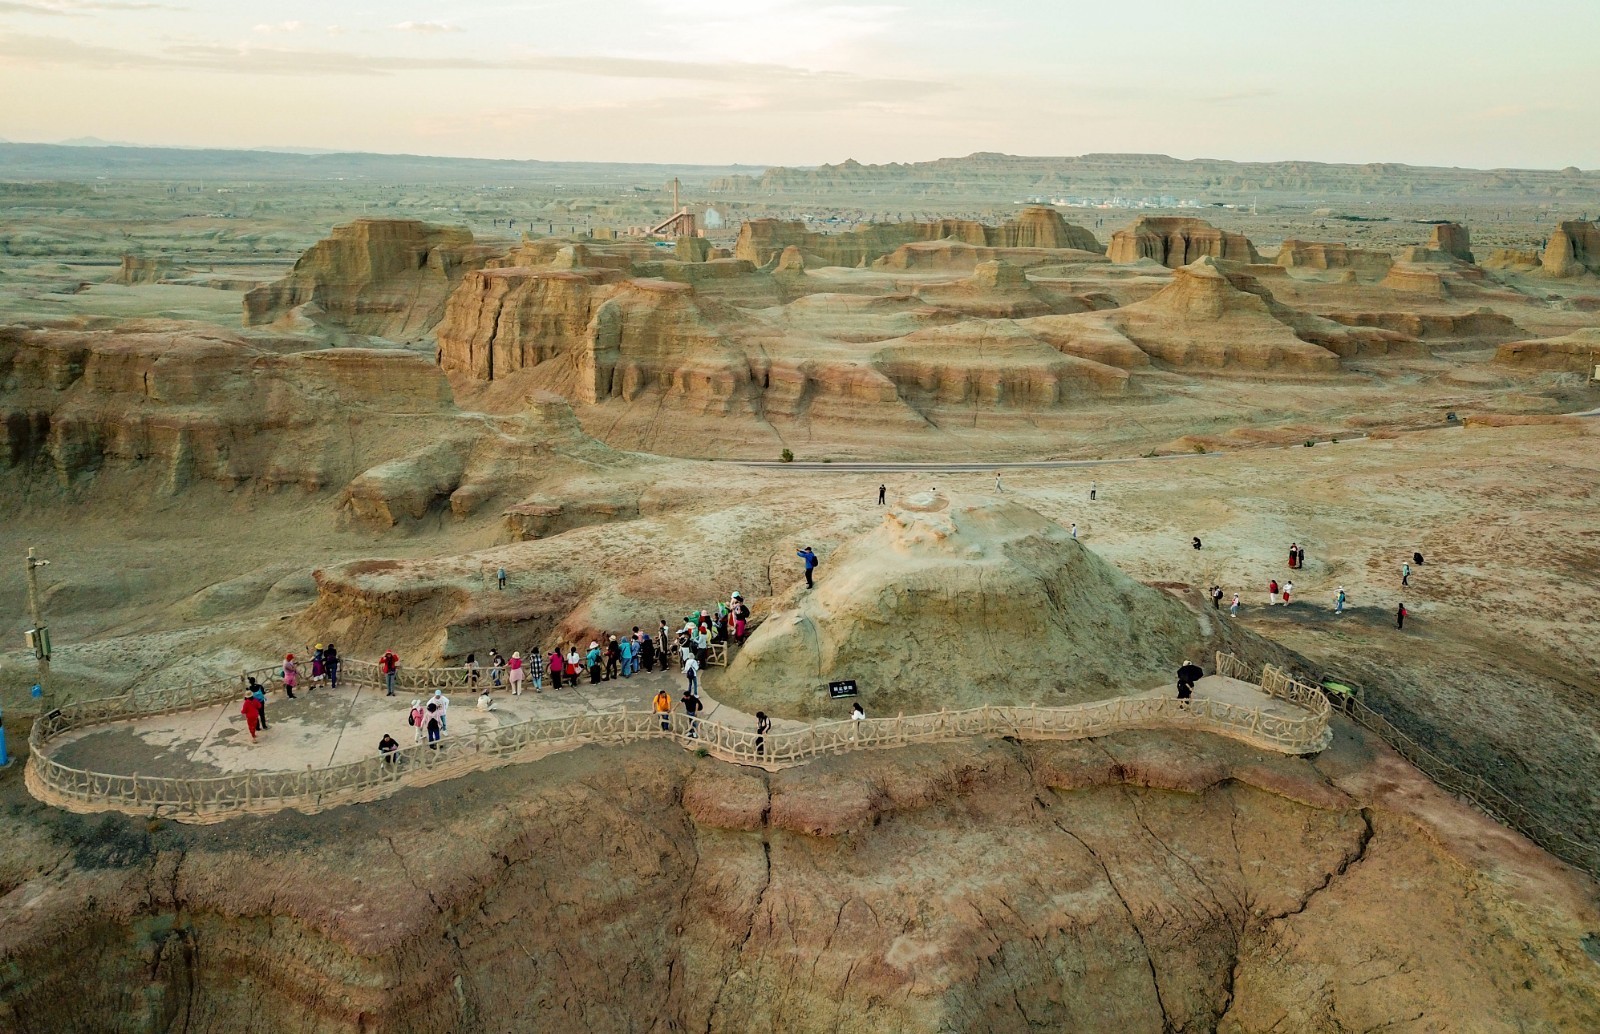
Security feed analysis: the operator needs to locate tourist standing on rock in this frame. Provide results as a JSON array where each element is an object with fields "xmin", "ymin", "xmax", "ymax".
[
  {"xmin": 1335, "ymin": 586, "xmax": 1347, "ymax": 615},
  {"xmin": 497, "ymin": 566, "xmax": 507, "ymax": 590},
  {"xmin": 1297, "ymin": 545, "xmax": 1306, "ymax": 569},
  {"xmin": 653, "ymin": 688, "xmax": 673, "ymax": 731},
  {"xmin": 1402, "ymin": 561, "xmax": 1411, "ymax": 587},
  {"xmin": 241, "ymin": 690, "xmax": 263, "ymax": 742},
  {"xmin": 1289, "ymin": 543, "xmax": 1299, "ymax": 569},
  {"xmin": 1268, "ymin": 579, "xmax": 1280, "ymax": 605},
  {"xmin": 1397, "ymin": 603, "xmax": 1408, "ymax": 630},
  {"xmin": 282, "ymin": 653, "xmax": 299, "ymax": 699},
  {"xmin": 995, "ymin": 472, "xmax": 1003, "ymax": 493},
  {"xmin": 1210, "ymin": 586, "xmax": 1224, "ymax": 610},
  {"xmin": 325, "ymin": 644, "xmax": 340, "ymax": 689},
  {"xmin": 797, "ymin": 546, "xmax": 818, "ymax": 589},
  {"xmin": 380, "ymin": 650, "xmax": 399, "ymax": 697},
  {"xmin": 1282, "ymin": 581, "xmax": 1294, "ymax": 606},
  {"xmin": 681, "ymin": 689, "xmax": 702, "ymax": 739},
  {"xmin": 1071, "ymin": 523, "xmax": 1078, "ymax": 540},
  {"xmin": 409, "ymin": 699, "xmax": 426, "ymax": 743},
  {"xmin": 878, "ymin": 483, "xmax": 886, "ymax": 505},
  {"xmin": 755, "ymin": 711, "xmax": 771, "ymax": 757},
  {"xmin": 252, "ymin": 680, "xmax": 269, "ymax": 730},
  {"xmin": 379, "ymin": 734, "xmax": 399, "ymax": 762},
  {"xmin": 1090, "ymin": 481, "xmax": 1096, "ymax": 501},
  {"xmin": 508, "ymin": 651, "xmax": 524, "ymax": 695},
  {"xmin": 432, "ymin": 689, "xmax": 449, "ymax": 734},
  {"xmin": 1230, "ymin": 593, "xmax": 1241, "ymax": 616},
  {"xmin": 1176, "ymin": 660, "xmax": 1204, "ymax": 700}
]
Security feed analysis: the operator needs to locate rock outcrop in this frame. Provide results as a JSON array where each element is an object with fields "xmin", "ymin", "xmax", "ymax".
[
  {"xmin": 1273, "ymin": 239, "xmax": 1393, "ymax": 278},
  {"xmin": 1107, "ymin": 217, "xmax": 1261, "ymax": 267},
  {"xmin": 1494, "ymin": 328, "xmax": 1600, "ymax": 373},
  {"xmin": 1479, "ymin": 247, "xmax": 1543, "ymax": 272},
  {"xmin": 111, "ymin": 254, "xmax": 177, "ymax": 285},
  {"xmin": 0, "ymin": 321, "xmax": 453, "ymax": 492},
  {"xmin": 719, "ymin": 492, "xmax": 1218, "ymax": 717},
  {"xmin": 734, "ymin": 207, "xmax": 1103, "ymax": 268},
  {"xmin": 1427, "ymin": 222, "xmax": 1475, "ymax": 263},
  {"xmin": 243, "ymin": 219, "xmax": 499, "ymax": 339},
  {"xmin": 1542, "ymin": 219, "xmax": 1600, "ymax": 278}
]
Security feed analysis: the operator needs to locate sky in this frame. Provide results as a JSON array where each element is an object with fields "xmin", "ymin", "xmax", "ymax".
[{"xmin": 1, "ymin": 0, "xmax": 1597, "ymax": 169}]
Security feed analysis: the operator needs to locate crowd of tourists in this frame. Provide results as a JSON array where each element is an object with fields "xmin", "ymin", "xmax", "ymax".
[{"xmin": 1195, "ymin": 541, "xmax": 1424, "ymax": 632}]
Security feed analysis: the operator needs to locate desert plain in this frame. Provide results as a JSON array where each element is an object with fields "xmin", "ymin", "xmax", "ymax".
[{"xmin": 1, "ymin": 144, "xmax": 1599, "ymax": 1032}]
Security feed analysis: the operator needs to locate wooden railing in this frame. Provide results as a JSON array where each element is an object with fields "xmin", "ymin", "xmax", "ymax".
[{"xmin": 26, "ymin": 653, "xmax": 1330, "ymax": 820}]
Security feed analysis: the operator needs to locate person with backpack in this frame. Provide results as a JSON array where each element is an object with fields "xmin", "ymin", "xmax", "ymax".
[
  {"xmin": 797, "ymin": 546, "xmax": 818, "ymax": 589},
  {"xmin": 408, "ymin": 699, "xmax": 426, "ymax": 743},
  {"xmin": 1230, "ymin": 593, "xmax": 1240, "ymax": 616},
  {"xmin": 683, "ymin": 652, "xmax": 701, "ymax": 697},
  {"xmin": 1402, "ymin": 561, "xmax": 1411, "ymax": 587},
  {"xmin": 251, "ymin": 679, "xmax": 269, "ymax": 730},
  {"xmin": 1335, "ymin": 586, "xmax": 1347, "ymax": 615},
  {"xmin": 653, "ymin": 688, "xmax": 673, "ymax": 731},
  {"xmin": 681, "ymin": 690, "xmax": 702, "ymax": 739},
  {"xmin": 1268, "ymin": 579, "xmax": 1280, "ymax": 605},
  {"xmin": 1210, "ymin": 586, "xmax": 1223, "ymax": 610}
]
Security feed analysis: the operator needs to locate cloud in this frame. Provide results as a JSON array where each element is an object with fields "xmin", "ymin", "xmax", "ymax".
[
  {"xmin": 0, "ymin": 0, "xmax": 177, "ymax": 13},
  {"xmin": 252, "ymin": 20, "xmax": 302, "ymax": 35},
  {"xmin": 392, "ymin": 20, "xmax": 460, "ymax": 33},
  {"xmin": 0, "ymin": 29, "xmax": 949, "ymax": 98}
]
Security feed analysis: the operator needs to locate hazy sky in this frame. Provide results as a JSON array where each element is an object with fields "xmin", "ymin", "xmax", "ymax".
[{"xmin": 1, "ymin": 0, "xmax": 1596, "ymax": 169}]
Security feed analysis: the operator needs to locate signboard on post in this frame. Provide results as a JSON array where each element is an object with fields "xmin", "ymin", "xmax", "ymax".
[{"xmin": 828, "ymin": 679, "xmax": 858, "ymax": 699}]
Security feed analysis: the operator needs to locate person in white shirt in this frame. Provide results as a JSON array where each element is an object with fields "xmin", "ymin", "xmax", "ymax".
[{"xmin": 432, "ymin": 689, "xmax": 450, "ymax": 733}]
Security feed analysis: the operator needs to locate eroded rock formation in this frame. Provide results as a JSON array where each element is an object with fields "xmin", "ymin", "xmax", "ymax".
[
  {"xmin": 1273, "ymin": 239, "xmax": 1393, "ymax": 278},
  {"xmin": 1107, "ymin": 217, "xmax": 1261, "ymax": 267},
  {"xmin": 1542, "ymin": 219, "xmax": 1600, "ymax": 278},
  {"xmin": 1494, "ymin": 327, "xmax": 1600, "ymax": 373},
  {"xmin": 734, "ymin": 206, "xmax": 1103, "ymax": 268},
  {"xmin": 243, "ymin": 219, "xmax": 499, "ymax": 339},
  {"xmin": 1427, "ymin": 221, "xmax": 1475, "ymax": 263}
]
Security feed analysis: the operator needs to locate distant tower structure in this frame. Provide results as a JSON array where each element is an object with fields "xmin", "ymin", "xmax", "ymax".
[{"xmin": 651, "ymin": 177, "xmax": 699, "ymax": 237}]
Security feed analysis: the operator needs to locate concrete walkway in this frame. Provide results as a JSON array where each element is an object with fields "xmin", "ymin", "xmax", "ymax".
[{"xmin": 43, "ymin": 670, "xmax": 1293, "ymax": 782}]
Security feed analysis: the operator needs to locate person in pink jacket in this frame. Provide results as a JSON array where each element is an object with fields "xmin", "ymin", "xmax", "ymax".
[
  {"xmin": 508, "ymin": 651, "xmax": 525, "ymax": 696},
  {"xmin": 282, "ymin": 654, "xmax": 299, "ymax": 699}
]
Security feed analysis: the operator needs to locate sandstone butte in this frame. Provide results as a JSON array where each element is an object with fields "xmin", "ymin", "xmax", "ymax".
[
  {"xmin": 1426, "ymin": 221, "xmax": 1475, "ymax": 263},
  {"xmin": 243, "ymin": 218, "xmax": 501, "ymax": 339},
  {"xmin": 733, "ymin": 205, "xmax": 1105, "ymax": 268},
  {"xmin": 1272, "ymin": 239, "xmax": 1393, "ymax": 278},
  {"xmin": 1106, "ymin": 216, "xmax": 1261, "ymax": 267},
  {"xmin": 1542, "ymin": 219, "xmax": 1600, "ymax": 278}
]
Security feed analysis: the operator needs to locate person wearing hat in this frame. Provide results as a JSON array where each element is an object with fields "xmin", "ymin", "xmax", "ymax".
[
  {"xmin": 1176, "ymin": 660, "xmax": 1204, "ymax": 700},
  {"xmin": 311, "ymin": 644, "xmax": 326, "ymax": 687},
  {"xmin": 240, "ymin": 689, "xmax": 263, "ymax": 742},
  {"xmin": 431, "ymin": 688, "xmax": 449, "ymax": 734},
  {"xmin": 586, "ymin": 641, "xmax": 603, "ymax": 685},
  {"xmin": 508, "ymin": 651, "xmax": 524, "ymax": 695},
  {"xmin": 282, "ymin": 653, "xmax": 299, "ymax": 699},
  {"xmin": 409, "ymin": 699, "xmax": 426, "ymax": 743},
  {"xmin": 797, "ymin": 546, "xmax": 818, "ymax": 589}
]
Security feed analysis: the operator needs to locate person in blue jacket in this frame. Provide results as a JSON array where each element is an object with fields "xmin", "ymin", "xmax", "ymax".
[{"xmin": 797, "ymin": 546, "xmax": 818, "ymax": 589}]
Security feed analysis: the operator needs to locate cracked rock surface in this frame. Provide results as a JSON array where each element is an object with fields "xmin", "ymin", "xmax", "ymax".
[{"xmin": 2, "ymin": 722, "xmax": 1597, "ymax": 1033}]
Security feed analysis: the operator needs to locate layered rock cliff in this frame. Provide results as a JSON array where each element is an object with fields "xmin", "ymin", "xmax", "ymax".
[
  {"xmin": 243, "ymin": 219, "xmax": 500, "ymax": 339},
  {"xmin": 1273, "ymin": 239, "xmax": 1393, "ymax": 278},
  {"xmin": 1542, "ymin": 219, "xmax": 1600, "ymax": 278},
  {"xmin": 4, "ymin": 724, "xmax": 1598, "ymax": 1033},
  {"xmin": 734, "ymin": 207, "xmax": 1103, "ymax": 268},
  {"xmin": 1107, "ymin": 217, "xmax": 1261, "ymax": 267}
]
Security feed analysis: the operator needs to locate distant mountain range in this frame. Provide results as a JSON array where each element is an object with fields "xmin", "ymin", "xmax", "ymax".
[
  {"xmin": 0, "ymin": 142, "xmax": 763, "ymax": 185},
  {"xmin": 707, "ymin": 152, "xmax": 1600, "ymax": 204}
]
